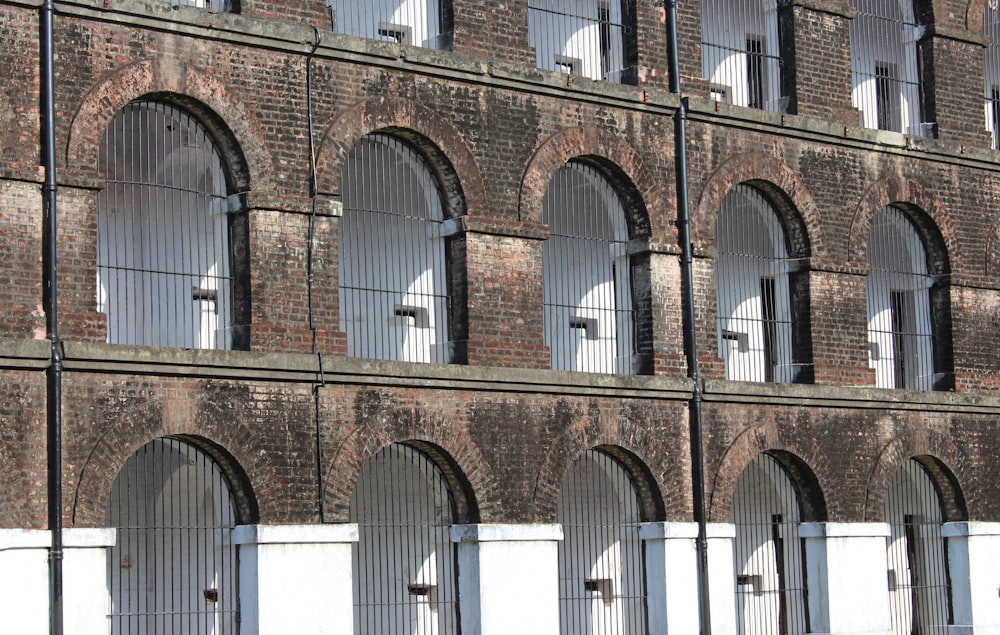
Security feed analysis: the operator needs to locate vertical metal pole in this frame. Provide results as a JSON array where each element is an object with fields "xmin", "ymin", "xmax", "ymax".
[
  {"xmin": 40, "ymin": 0, "xmax": 64, "ymax": 633},
  {"xmin": 665, "ymin": 1, "xmax": 711, "ymax": 633}
]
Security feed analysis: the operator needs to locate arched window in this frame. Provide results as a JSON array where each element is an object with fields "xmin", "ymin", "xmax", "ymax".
[
  {"xmin": 701, "ymin": 0, "xmax": 785, "ymax": 111},
  {"xmin": 731, "ymin": 453, "xmax": 809, "ymax": 635},
  {"xmin": 107, "ymin": 438, "xmax": 242, "ymax": 635},
  {"xmin": 557, "ymin": 449, "xmax": 646, "ymax": 635},
  {"xmin": 849, "ymin": 0, "xmax": 929, "ymax": 135},
  {"xmin": 984, "ymin": 4, "xmax": 1000, "ymax": 149},
  {"xmin": 350, "ymin": 443, "xmax": 459, "ymax": 635},
  {"xmin": 543, "ymin": 161, "xmax": 635, "ymax": 374},
  {"xmin": 97, "ymin": 101, "xmax": 249, "ymax": 351},
  {"xmin": 528, "ymin": 0, "xmax": 638, "ymax": 84},
  {"xmin": 339, "ymin": 133, "xmax": 452, "ymax": 364},
  {"xmin": 327, "ymin": 0, "xmax": 454, "ymax": 50},
  {"xmin": 884, "ymin": 459, "xmax": 954, "ymax": 634},
  {"xmin": 716, "ymin": 184, "xmax": 805, "ymax": 383},
  {"xmin": 866, "ymin": 207, "xmax": 942, "ymax": 390}
]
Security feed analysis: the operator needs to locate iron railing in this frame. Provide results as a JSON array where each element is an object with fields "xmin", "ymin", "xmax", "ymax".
[
  {"xmin": 984, "ymin": 5, "xmax": 1000, "ymax": 148},
  {"xmin": 327, "ymin": 0, "xmax": 454, "ymax": 50},
  {"xmin": 528, "ymin": 0, "xmax": 637, "ymax": 84}
]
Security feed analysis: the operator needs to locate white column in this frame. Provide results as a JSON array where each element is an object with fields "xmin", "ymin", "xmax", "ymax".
[
  {"xmin": 450, "ymin": 523, "xmax": 563, "ymax": 635},
  {"xmin": 706, "ymin": 522, "xmax": 739, "ymax": 635},
  {"xmin": 943, "ymin": 521, "xmax": 1000, "ymax": 635},
  {"xmin": 640, "ymin": 521, "xmax": 700, "ymax": 633},
  {"xmin": 65, "ymin": 527, "xmax": 117, "ymax": 634},
  {"xmin": 800, "ymin": 522, "xmax": 893, "ymax": 635},
  {"xmin": 233, "ymin": 523, "xmax": 358, "ymax": 635}
]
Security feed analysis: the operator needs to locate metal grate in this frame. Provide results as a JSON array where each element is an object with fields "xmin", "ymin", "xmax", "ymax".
[
  {"xmin": 716, "ymin": 185, "xmax": 796, "ymax": 383},
  {"xmin": 865, "ymin": 207, "xmax": 935, "ymax": 390},
  {"xmin": 731, "ymin": 454, "xmax": 809, "ymax": 635},
  {"xmin": 702, "ymin": 0, "xmax": 786, "ymax": 112},
  {"xmin": 327, "ymin": 0, "xmax": 453, "ymax": 50},
  {"xmin": 339, "ymin": 133, "xmax": 451, "ymax": 364},
  {"xmin": 849, "ymin": 0, "xmax": 929, "ymax": 135},
  {"xmin": 557, "ymin": 450, "xmax": 647, "ymax": 635},
  {"xmin": 107, "ymin": 438, "xmax": 239, "ymax": 635},
  {"xmin": 528, "ymin": 0, "xmax": 637, "ymax": 84},
  {"xmin": 984, "ymin": 6, "xmax": 1000, "ymax": 149},
  {"xmin": 885, "ymin": 459, "xmax": 953, "ymax": 635},
  {"xmin": 350, "ymin": 444, "xmax": 459, "ymax": 635},
  {"xmin": 97, "ymin": 101, "xmax": 238, "ymax": 350}
]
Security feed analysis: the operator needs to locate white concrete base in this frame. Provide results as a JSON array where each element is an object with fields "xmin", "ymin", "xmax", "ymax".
[
  {"xmin": 234, "ymin": 524, "xmax": 358, "ymax": 635},
  {"xmin": 944, "ymin": 522, "xmax": 1000, "ymax": 635},
  {"xmin": 706, "ymin": 522, "xmax": 739, "ymax": 635},
  {"xmin": 451, "ymin": 523, "xmax": 563, "ymax": 635},
  {"xmin": 640, "ymin": 522, "xmax": 700, "ymax": 634}
]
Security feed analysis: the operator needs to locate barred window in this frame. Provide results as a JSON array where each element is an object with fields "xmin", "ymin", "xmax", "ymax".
[
  {"xmin": 156, "ymin": 0, "xmax": 236, "ymax": 12},
  {"xmin": 984, "ymin": 5, "xmax": 1000, "ymax": 149},
  {"xmin": 327, "ymin": 0, "xmax": 454, "ymax": 50}
]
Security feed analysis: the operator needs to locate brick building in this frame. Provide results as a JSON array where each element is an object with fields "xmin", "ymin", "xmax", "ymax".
[{"xmin": 2, "ymin": 0, "xmax": 1000, "ymax": 633}]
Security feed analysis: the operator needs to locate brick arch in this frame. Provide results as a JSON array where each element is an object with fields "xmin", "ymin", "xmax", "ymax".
[
  {"xmin": 65, "ymin": 58, "xmax": 272, "ymax": 190},
  {"xmin": 864, "ymin": 427, "xmax": 968, "ymax": 522},
  {"xmin": 847, "ymin": 175, "xmax": 960, "ymax": 273},
  {"xmin": 518, "ymin": 127, "xmax": 663, "ymax": 238},
  {"xmin": 314, "ymin": 96, "xmax": 487, "ymax": 218},
  {"xmin": 693, "ymin": 153, "xmax": 827, "ymax": 259}
]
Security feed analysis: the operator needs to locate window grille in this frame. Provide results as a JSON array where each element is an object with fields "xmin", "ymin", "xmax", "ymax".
[
  {"xmin": 107, "ymin": 438, "xmax": 239, "ymax": 635},
  {"xmin": 97, "ymin": 101, "xmax": 243, "ymax": 351},
  {"xmin": 557, "ymin": 450, "xmax": 647, "ymax": 635},
  {"xmin": 984, "ymin": 6, "xmax": 1000, "ymax": 149},
  {"xmin": 542, "ymin": 162, "xmax": 635, "ymax": 374},
  {"xmin": 350, "ymin": 444, "xmax": 459, "ymax": 635},
  {"xmin": 849, "ymin": 0, "xmax": 929, "ymax": 135},
  {"xmin": 731, "ymin": 454, "xmax": 809, "ymax": 635},
  {"xmin": 716, "ymin": 185, "xmax": 797, "ymax": 383},
  {"xmin": 339, "ymin": 133, "xmax": 452, "ymax": 364},
  {"xmin": 528, "ymin": 0, "xmax": 637, "ymax": 84},
  {"xmin": 885, "ymin": 459, "xmax": 953, "ymax": 635},
  {"xmin": 866, "ymin": 207, "xmax": 935, "ymax": 390},
  {"xmin": 327, "ymin": 0, "xmax": 454, "ymax": 50},
  {"xmin": 701, "ymin": 0, "xmax": 787, "ymax": 112}
]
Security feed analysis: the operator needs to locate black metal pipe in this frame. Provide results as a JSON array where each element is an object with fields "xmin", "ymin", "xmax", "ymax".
[
  {"xmin": 40, "ymin": 0, "xmax": 64, "ymax": 632},
  {"xmin": 665, "ymin": 1, "xmax": 711, "ymax": 633}
]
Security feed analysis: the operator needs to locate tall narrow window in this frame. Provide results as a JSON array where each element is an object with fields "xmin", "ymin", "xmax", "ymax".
[
  {"xmin": 543, "ymin": 162, "xmax": 634, "ymax": 374},
  {"xmin": 528, "ymin": 0, "xmax": 637, "ymax": 84},
  {"xmin": 984, "ymin": 6, "xmax": 1000, "ymax": 148},
  {"xmin": 875, "ymin": 63, "xmax": 902, "ymax": 132},
  {"xmin": 97, "ymin": 101, "xmax": 247, "ymax": 350},
  {"xmin": 327, "ymin": 0, "xmax": 453, "ymax": 50},
  {"xmin": 557, "ymin": 450, "xmax": 647, "ymax": 635},
  {"xmin": 339, "ymin": 133, "xmax": 451, "ymax": 364},
  {"xmin": 702, "ymin": 0, "xmax": 785, "ymax": 112}
]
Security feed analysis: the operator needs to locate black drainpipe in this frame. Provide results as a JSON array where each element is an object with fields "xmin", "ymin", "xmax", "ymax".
[
  {"xmin": 665, "ymin": 2, "xmax": 711, "ymax": 633},
  {"xmin": 40, "ymin": 0, "xmax": 64, "ymax": 633}
]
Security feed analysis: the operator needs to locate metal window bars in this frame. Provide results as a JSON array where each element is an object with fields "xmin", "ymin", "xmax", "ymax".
[
  {"xmin": 97, "ymin": 101, "xmax": 238, "ymax": 350},
  {"xmin": 107, "ymin": 438, "xmax": 239, "ymax": 635},
  {"xmin": 339, "ymin": 133, "xmax": 452, "ymax": 364},
  {"xmin": 350, "ymin": 444, "xmax": 459, "ymax": 635},
  {"xmin": 885, "ymin": 459, "xmax": 953, "ymax": 635},
  {"xmin": 327, "ymin": 0, "xmax": 454, "ymax": 50},
  {"xmin": 701, "ymin": 0, "xmax": 787, "ymax": 112},
  {"xmin": 731, "ymin": 454, "xmax": 809, "ymax": 635},
  {"xmin": 542, "ymin": 162, "xmax": 636, "ymax": 374},
  {"xmin": 849, "ymin": 0, "xmax": 931, "ymax": 136},
  {"xmin": 716, "ymin": 185, "xmax": 797, "ymax": 383},
  {"xmin": 557, "ymin": 450, "xmax": 647, "ymax": 635},
  {"xmin": 865, "ymin": 207, "xmax": 936, "ymax": 390},
  {"xmin": 984, "ymin": 5, "xmax": 1000, "ymax": 148},
  {"xmin": 528, "ymin": 0, "xmax": 637, "ymax": 84}
]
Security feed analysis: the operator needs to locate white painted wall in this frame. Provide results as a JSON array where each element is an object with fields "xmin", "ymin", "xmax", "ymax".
[
  {"xmin": 707, "ymin": 523, "xmax": 740, "ymax": 635},
  {"xmin": 640, "ymin": 522, "xmax": 701, "ymax": 634},
  {"xmin": 943, "ymin": 522, "xmax": 1000, "ymax": 635}
]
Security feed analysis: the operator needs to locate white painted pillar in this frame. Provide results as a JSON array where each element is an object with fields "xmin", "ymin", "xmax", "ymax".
[
  {"xmin": 234, "ymin": 524, "xmax": 358, "ymax": 635},
  {"xmin": 65, "ymin": 527, "xmax": 117, "ymax": 634},
  {"xmin": 707, "ymin": 522, "xmax": 739, "ymax": 635},
  {"xmin": 943, "ymin": 521, "xmax": 1000, "ymax": 635},
  {"xmin": 800, "ymin": 522, "xmax": 893, "ymax": 635},
  {"xmin": 640, "ymin": 521, "xmax": 700, "ymax": 633},
  {"xmin": 450, "ymin": 523, "xmax": 563, "ymax": 635}
]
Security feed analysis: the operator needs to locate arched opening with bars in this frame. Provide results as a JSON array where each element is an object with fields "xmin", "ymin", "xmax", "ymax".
[
  {"xmin": 557, "ymin": 448, "xmax": 649, "ymax": 635},
  {"xmin": 542, "ymin": 161, "xmax": 640, "ymax": 375},
  {"xmin": 97, "ymin": 100, "xmax": 250, "ymax": 351},
  {"xmin": 984, "ymin": 4, "xmax": 1000, "ymax": 149},
  {"xmin": 731, "ymin": 453, "xmax": 812, "ymax": 635},
  {"xmin": 849, "ymin": 0, "xmax": 930, "ymax": 136},
  {"xmin": 865, "ymin": 206, "xmax": 949, "ymax": 390},
  {"xmin": 107, "ymin": 437, "xmax": 249, "ymax": 635},
  {"xmin": 716, "ymin": 184, "xmax": 809, "ymax": 383},
  {"xmin": 339, "ymin": 133, "xmax": 455, "ymax": 364},
  {"xmin": 701, "ymin": 0, "xmax": 786, "ymax": 112},
  {"xmin": 527, "ymin": 0, "xmax": 638, "ymax": 84},
  {"xmin": 350, "ymin": 443, "xmax": 465, "ymax": 635},
  {"xmin": 884, "ymin": 457, "xmax": 959, "ymax": 635},
  {"xmin": 326, "ymin": 0, "xmax": 454, "ymax": 50}
]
